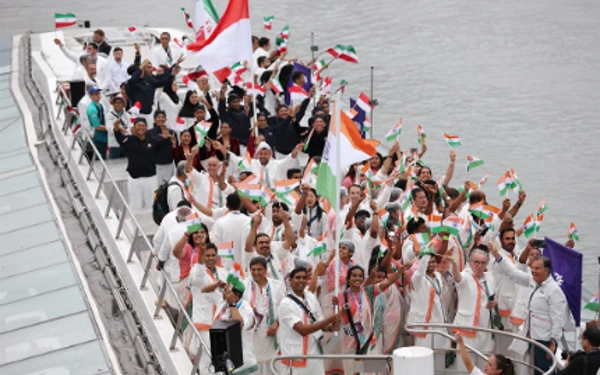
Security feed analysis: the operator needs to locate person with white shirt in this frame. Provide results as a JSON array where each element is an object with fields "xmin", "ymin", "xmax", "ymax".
[
  {"xmin": 188, "ymin": 243, "xmax": 228, "ymax": 365},
  {"xmin": 243, "ymin": 257, "xmax": 286, "ymax": 375},
  {"xmin": 157, "ymin": 206, "xmax": 192, "ymax": 308},
  {"xmin": 252, "ymin": 37, "xmax": 273, "ymax": 72},
  {"xmin": 449, "ymin": 247, "xmax": 497, "ymax": 371},
  {"xmin": 185, "ymin": 147, "xmax": 235, "ymax": 210},
  {"xmin": 108, "ymin": 47, "xmax": 130, "ymax": 93},
  {"xmin": 488, "ymin": 239, "xmax": 567, "ymax": 375},
  {"xmin": 455, "ymin": 332, "xmax": 515, "ymax": 375},
  {"xmin": 166, "ymin": 161, "xmax": 189, "ymax": 212},
  {"xmin": 151, "ymin": 32, "xmax": 182, "ymax": 68},
  {"xmin": 277, "ymin": 266, "xmax": 341, "ymax": 375},
  {"xmin": 211, "ymin": 194, "xmax": 252, "ymax": 269},
  {"xmin": 218, "ymin": 141, "xmax": 303, "ymax": 189},
  {"xmin": 54, "ymin": 39, "xmax": 110, "ymax": 91},
  {"xmin": 106, "ymin": 95, "xmax": 131, "ymax": 159}
]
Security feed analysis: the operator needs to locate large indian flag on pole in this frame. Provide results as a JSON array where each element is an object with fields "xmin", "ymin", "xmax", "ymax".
[
  {"xmin": 194, "ymin": 0, "xmax": 220, "ymax": 43},
  {"xmin": 186, "ymin": 0, "xmax": 252, "ymax": 74},
  {"xmin": 317, "ymin": 102, "xmax": 380, "ymax": 210},
  {"xmin": 55, "ymin": 13, "xmax": 77, "ymax": 28}
]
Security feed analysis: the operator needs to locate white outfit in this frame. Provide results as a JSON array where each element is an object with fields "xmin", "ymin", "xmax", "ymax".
[
  {"xmin": 59, "ymin": 46, "xmax": 110, "ymax": 90},
  {"xmin": 156, "ymin": 163, "xmax": 174, "ymax": 185},
  {"xmin": 211, "ymin": 211, "xmax": 252, "ymax": 268},
  {"xmin": 252, "ymin": 47, "xmax": 269, "ymax": 72},
  {"xmin": 277, "ymin": 291, "xmax": 326, "ymax": 375},
  {"xmin": 157, "ymin": 92, "xmax": 183, "ymax": 132},
  {"xmin": 156, "ymin": 222, "xmax": 187, "ymax": 308},
  {"xmin": 153, "ymin": 211, "xmax": 179, "ymax": 254},
  {"xmin": 243, "ymin": 278, "xmax": 285, "ymax": 374},
  {"xmin": 77, "ymin": 95, "xmax": 93, "ymax": 138},
  {"xmin": 108, "ymin": 59, "xmax": 130, "ymax": 92},
  {"xmin": 106, "ymin": 108, "xmax": 131, "ymax": 150},
  {"xmin": 229, "ymin": 153, "xmax": 298, "ymax": 188},
  {"xmin": 490, "ymin": 248, "xmax": 520, "ymax": 355},
  {"xmin": 166, "ymin": 176, "xmax": 186, "ymax": 212},
  {"xmin": 189, "ymin": 169, "xmax": 235, "ymax": 209},
  {"xmin": 245, "ymin": 242, "xmax": 293, "ymax": 283},
  {"xmin": 150, "ymin": 43, "xmax": 183, "ymax": 68},
  {"xmin": 128, "ymin": 175, "xmax": 157, "ymax": 212},
  {"xmin": 407, "ymin": 255, "xmax": 448, "ymax": 350}
]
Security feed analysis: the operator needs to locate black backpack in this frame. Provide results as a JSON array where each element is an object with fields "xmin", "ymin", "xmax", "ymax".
[{"xmin": 153, "ymin": 181, "xmax": 184, "ymax": 225}]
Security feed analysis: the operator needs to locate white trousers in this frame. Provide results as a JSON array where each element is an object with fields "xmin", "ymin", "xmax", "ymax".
[
  {"xmin": 156, "ymin": 163, "xmax": 174, "ymax": 185},
  {"xmin": 128, "ymin": 175, "xmax": 157, "ymax": 212}
]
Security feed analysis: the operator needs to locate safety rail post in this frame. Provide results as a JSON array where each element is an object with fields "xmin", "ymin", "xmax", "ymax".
[
  {"xmin": 104, "ymin": 187, "xmax": 115, "ymax": 218},
  {"xmin": 95, "ymin": 168, "xmax": 106, "ymax": 198},
  {"xmin": 153, "ymin": 277, "xmax": 168, "ymax": 319},
  {"xmin": 169, "ymin": 308, "xmax": 184, "ymax": 351},
  {"xmin": 140, "ymin": 253, "xmax": 154, "ymax": 290},
  {"xmin": 115, "ymin": 208, "xmax": 127, "ymax": 239},
  {"xmin": 190, "ymin": 345, "xmax": 203, "ymax": 375},
  {"xmin": 78, "ymin": 137, "xmax": 89, "ymax": 164},
  {"xmin": 86, "ymin": 150, "xmax": 97, "ymax": 180}
]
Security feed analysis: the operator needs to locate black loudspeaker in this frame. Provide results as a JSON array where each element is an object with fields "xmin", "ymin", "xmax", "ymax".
[
  {"xmin": 69, "ymin": 80, "xmax": 86, "ymax": 108},
  {"xmin": 210, "ymin": 320, "xmax": 243, "ymax": 372}
]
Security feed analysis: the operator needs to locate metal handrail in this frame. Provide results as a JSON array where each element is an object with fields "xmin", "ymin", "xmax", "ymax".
[
  {"xmin": 406, "ymin": 323, "xmax": 558, "ymax": 375},
  {"xmin": 54, "ymin": 83, "xmax": 209, "ymax": 374}
]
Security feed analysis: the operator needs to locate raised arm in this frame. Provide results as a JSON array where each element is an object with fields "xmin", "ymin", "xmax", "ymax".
[
  {"xmin": 173, "ymin": 232, "xmax": 189, "ymax": 259},
  {"xmin": 455, "ymin": 333, "xmax": 475, "ymax": 373},
  {"xmin": 489, "ymin": 241, "xmax": 531, "ymax": 287},
  {"xmin": 508, "ymin": 190, "xmax": 526, "ymax": 218},
  {"xmin": 442, "ymin": 149, "xmax": 456, "ymax": 186},
  {"xmin": 379, "ymin": 261, "xmax": 412, "ymax": 291},
  {"xmin": 245, "ymin": 214, "xmax": 262, "ymax": 253}
]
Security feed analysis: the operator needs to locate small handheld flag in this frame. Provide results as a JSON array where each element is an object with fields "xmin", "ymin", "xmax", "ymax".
[
  {"xmin": 181, "ymin": 8, "xmax": 194, "ymax": 29},
  {"xmin": 263, "ymin": 15, "xmax": 274, "ymax": 30},
  {"xmin": 417, "ymin": 125, "xmax": 426, "ymax": 145},
  {"xmin": 443, "ymin": 133, "xmax": 462, "ymax": 147},
  {"xmin": 566, "ymin": 223, "xmax": 579, "ymax": 241},
  {"xmin": 55, "ymin": 13, "xmax": 77, "ymax": 29},
  {"xmin": 466, "ymin": 155, "xmax": 484, "ymax": 172},
  {"xmin": 384, "ymin": 119, "xmax": 402, "ymax": 142}
]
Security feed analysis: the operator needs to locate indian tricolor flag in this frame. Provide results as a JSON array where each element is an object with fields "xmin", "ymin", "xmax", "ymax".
[
  {"xmin": 417, "ymin": 124, "xmax": 426, "ymax": 145},
  {"xmin": 584, "ymin": 293, "xmax": 599, "ymax": 312},
  {"xmin": 497, "ymin": 175, "xmax": 508, "ymax": 196},
  {"xmin": 427, "ymin": 214, "xmax": 443, "ymax": 233},
  {"xmin": 236, "ymin": 183, "xmax": 262, "ymax": 201},
  {"xmin": 466, "ymin": 155, "xmax": 484, "ymax": 172},
  {"xmin": 316, "ymin": 101, "xmax": 380, "ymax": 210},
  {"xmin": 289, "ymin": 84, "xmax": 309, "ymax": 102},
  {"xmin": 195, "ymin": 121, "xmax": 211, "ymax": 147},
  {"xmin": 478, "ymin": 173, "xmax": 491, "ymax": 188},
  {"xmin": 443, "ymin": 133, "xmax": 461, "ymax": 147},
  {"xmin": 237, "ymin": 151, "xmax": 252, "ymax": 171},
  {"xmin": 307, "ymin": 232, "xmax": 328, "ymax": 258},
  {"xmin": 278, "ymin": 190, "xmax": 300, "ymax": 207},
  {"xmin": 302, "ymin": 158, "xmax": 318, "ymax": 186},
  {"xmin": 441, "ymin": 216, "xmax": 464, "ymax": 236},
  {"xmin": 263, "ymin": 15, "xmax": 274, "ymax": 30},
  {"xmin": 185, "ymin": 213, "xmax": 201, "ymax": 232},
  {"xmin": 55, "ymin": 13, "xmax": 77, "ymax": 28},
  {"xmin": 537, "ymin": 200, "xmax": 548, "ymax": 215},
  {"xmin": 303, "ymin": 128, "xmax": 315, "ymax": 151},
  {"xmin": 226, "ymin": 268, "xmax": 244, "ymax": 291},
  {"xmin": 275, "ymin": 179, "xmax": 300, "ymax": 195},
  {"xmin": 469, "ymin": 202, "xmax": 491, "ymax": 220},
  {"xmin": 535, "ymin": 213, "xmax": 544, "ymax": 232},
  {"xmin": 260, "ymin": 186, "xmax": 275, "ymax": 207},
  {"xmin": 240, "ymin": 173, "xmax": 260, "ymax": 185},
  {"xmin": 567, "ymin": 222, "xmax": 579, "ymax": 241},
  {"xmin": 186, "ymin": 0, "xmax": 252, "ymax": 74},
  {"xmin": 385, "ymin": 119, "xmax": 402, "ymax": 142},
  {"xmin": 523, "ymin": 213, "xmax": 536, "ymax": 238},
  {"xmin": 217, "ymin": 241, "xmax": 235, "ymax": 259}
]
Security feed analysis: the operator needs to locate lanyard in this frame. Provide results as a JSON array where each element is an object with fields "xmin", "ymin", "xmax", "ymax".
[
  {"xmin": 426, "ymin": 275, "xmax": 447, "ymax": 322},
  {"xmin": 215, "ymin": 300, "xmax": 242, "ymax": 320},
  {"xmin": 348, "ymin": 289, "xmax": 363, "ymax": 319},
  {"xmin": 267, "ymin": 257, "xmax": 279, "ymax": 280}
]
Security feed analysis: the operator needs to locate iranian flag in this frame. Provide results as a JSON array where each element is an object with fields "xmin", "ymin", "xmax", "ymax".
[
  {"xmin": 288, "ymin": 84, "xmax": 309, "ymax": 102},
  {"xmin": 194, "ymin": 0, "xmax": 220, "ymax": 43},
  {"xmin": 443, "ymin": 133, "xmax": 461, "ymax": 147},
  {"xmin": 321, "ymin": 76, "xmax": 332, "ymax": 94},
  {"xmin": 182, "ymin": 76, "xmax": 199, "ymax": 92},
  {"xmin": 417, "ymin": 124, "xmax": 426, "ymax": 145},
  {"xmin": 567, "ymin": 222, "xmax": 579, "ymax": 241},
  {"xmin": 186, "ymin": 0, "xmax": 252, "ymax": 74},
  {"xmin": 128, "ymin": 102, "xmax": 142, "ymax": 116},
  {"xmin": 271, "ymin": 77, "xmax": 284, "ymax": 94},
  {"xmin": 275, "ymin": 35, "xmax": 287, "ymax": 55},
  {"xmin": 523, "ymin": 213, "xmax": 536, "ymax": 238},
  {"xmin": 326, "ymin": 44, "xmax": 347, "ymax": 58},
  {"xmin": 336, "ymin": 79, "xmax": 348, "ymax": 94},
  {"xmin": 339, "ymin": 45, "xmax": 359, "ymax": 64},
  {"xmin": 55, "ymin": 13, "xmax": 77, "ymax": 28},
  {"xmin": 427, "ymin": 214, "xmax": 443, "ymax": 233},
  {"xmin": 280, "ymin": 25, "xmax": 290, "ymax": 39},
  {"xmin": 217, "ymin": 241, "xmax": 235, "ymax": 259},
  {"xmin": 263, "ymin": 15, "xmax": 274, "ymax": 30},
  {"xmin": 214, "ymin": 62, "xmax": 247, "ymax": 84},
  {"xmin": 187, "ymin": 65, "xmax": 207, "ymax": 80},
  {"xmin": 313, "ymin": 59, "xmax": 325, "ymax": 81},
  {"xmin": 466, "ymin": 155, "xmax": 484, "ymax": 172},
  {"xmin": 181, "ymin": 8, "xmax": 195, "ymax": 29},
  {"xmin": 385, "ymin": 119, "xmax": 402, "ymax": 142},
  {"xmin": 246, "ymin": 82, "xmax": 265, "ymax": 96},
  {"xmin": 316, "ymin": 101, "xmax": 380, "ymax": 210},
  {"xmin": 441, "ymin": 216, "xmax": 464, "ymax": 236},
  {"xmin": 237, "ymin": 151, "xmax": 252, "ymax": 171}
]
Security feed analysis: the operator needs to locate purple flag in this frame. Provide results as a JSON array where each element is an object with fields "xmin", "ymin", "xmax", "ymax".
[
  {"xmin": 543, "ymin": 236, "xmax": 583, "ymax": 326},
  {"xmin": 349, "ymin": 98, "xmax": 367, "ymax": 139},
  {"xmin": 285, "ymin": 62, "xmax": 312, "ymax": 105}
]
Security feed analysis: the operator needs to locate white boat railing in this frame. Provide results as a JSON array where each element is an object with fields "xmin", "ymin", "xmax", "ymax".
[
  {"xmin": 20, "ymin": 27, "xmax": 208, "ymax": 372},
  {"xmin": 54, "ymin": 85, "xmax": 210, "ymax": 374},
  {"xmin": 270, "ymin": 323, "xmax": 558, "ymax": 375}
]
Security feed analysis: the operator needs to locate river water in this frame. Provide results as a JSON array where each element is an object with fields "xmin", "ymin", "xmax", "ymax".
[{"xmin": 2, "ymin": 0, "xmax": 598, "ymax": 346}]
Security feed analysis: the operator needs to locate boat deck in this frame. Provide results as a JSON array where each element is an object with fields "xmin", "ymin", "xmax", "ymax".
[{"xmin": 0, "ymin": 37, "xmax": 117, "ymax": 374}]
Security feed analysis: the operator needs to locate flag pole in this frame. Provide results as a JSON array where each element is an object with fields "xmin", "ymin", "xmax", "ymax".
[
  {"xmin": 251, "ymin": 67, "xmax": 258, "ymax": 137},
  {"xmin": 369, "ymin": 66, "xmax": 376, "ymax": 139},
  {"xmin": 333, "ymin": 91, "xmax": 342, "ymax": 326},
  {"xmin": 310, "ymin": 32, "xmax": 318, "ymax": 107}
]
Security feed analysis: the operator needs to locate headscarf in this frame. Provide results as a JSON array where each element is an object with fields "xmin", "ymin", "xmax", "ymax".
[
  {"xmin": 178, "ymin": 90, "xmax": 200, "ymax": 118},
  {"xmin": 163, "ymin": 82, "xmax": 180, "ymax": 104}
]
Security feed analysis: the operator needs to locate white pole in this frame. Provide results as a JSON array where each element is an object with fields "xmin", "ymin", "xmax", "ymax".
[
  {"xmin": 250, "ymin": 66, "xmax": 258, "ymax": 137},
  {"xmin": 393, "ymin": 347, "xmax": 434, "ymax": 375},
  {"xmin": 334, "ymin": 91, "xmax": 342, "ymax": 320}
]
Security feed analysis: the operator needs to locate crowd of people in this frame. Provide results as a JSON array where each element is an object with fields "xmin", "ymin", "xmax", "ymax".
[{"xmin": 56, "ymin": 27, "xmax": 600, "ymax": 375}]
